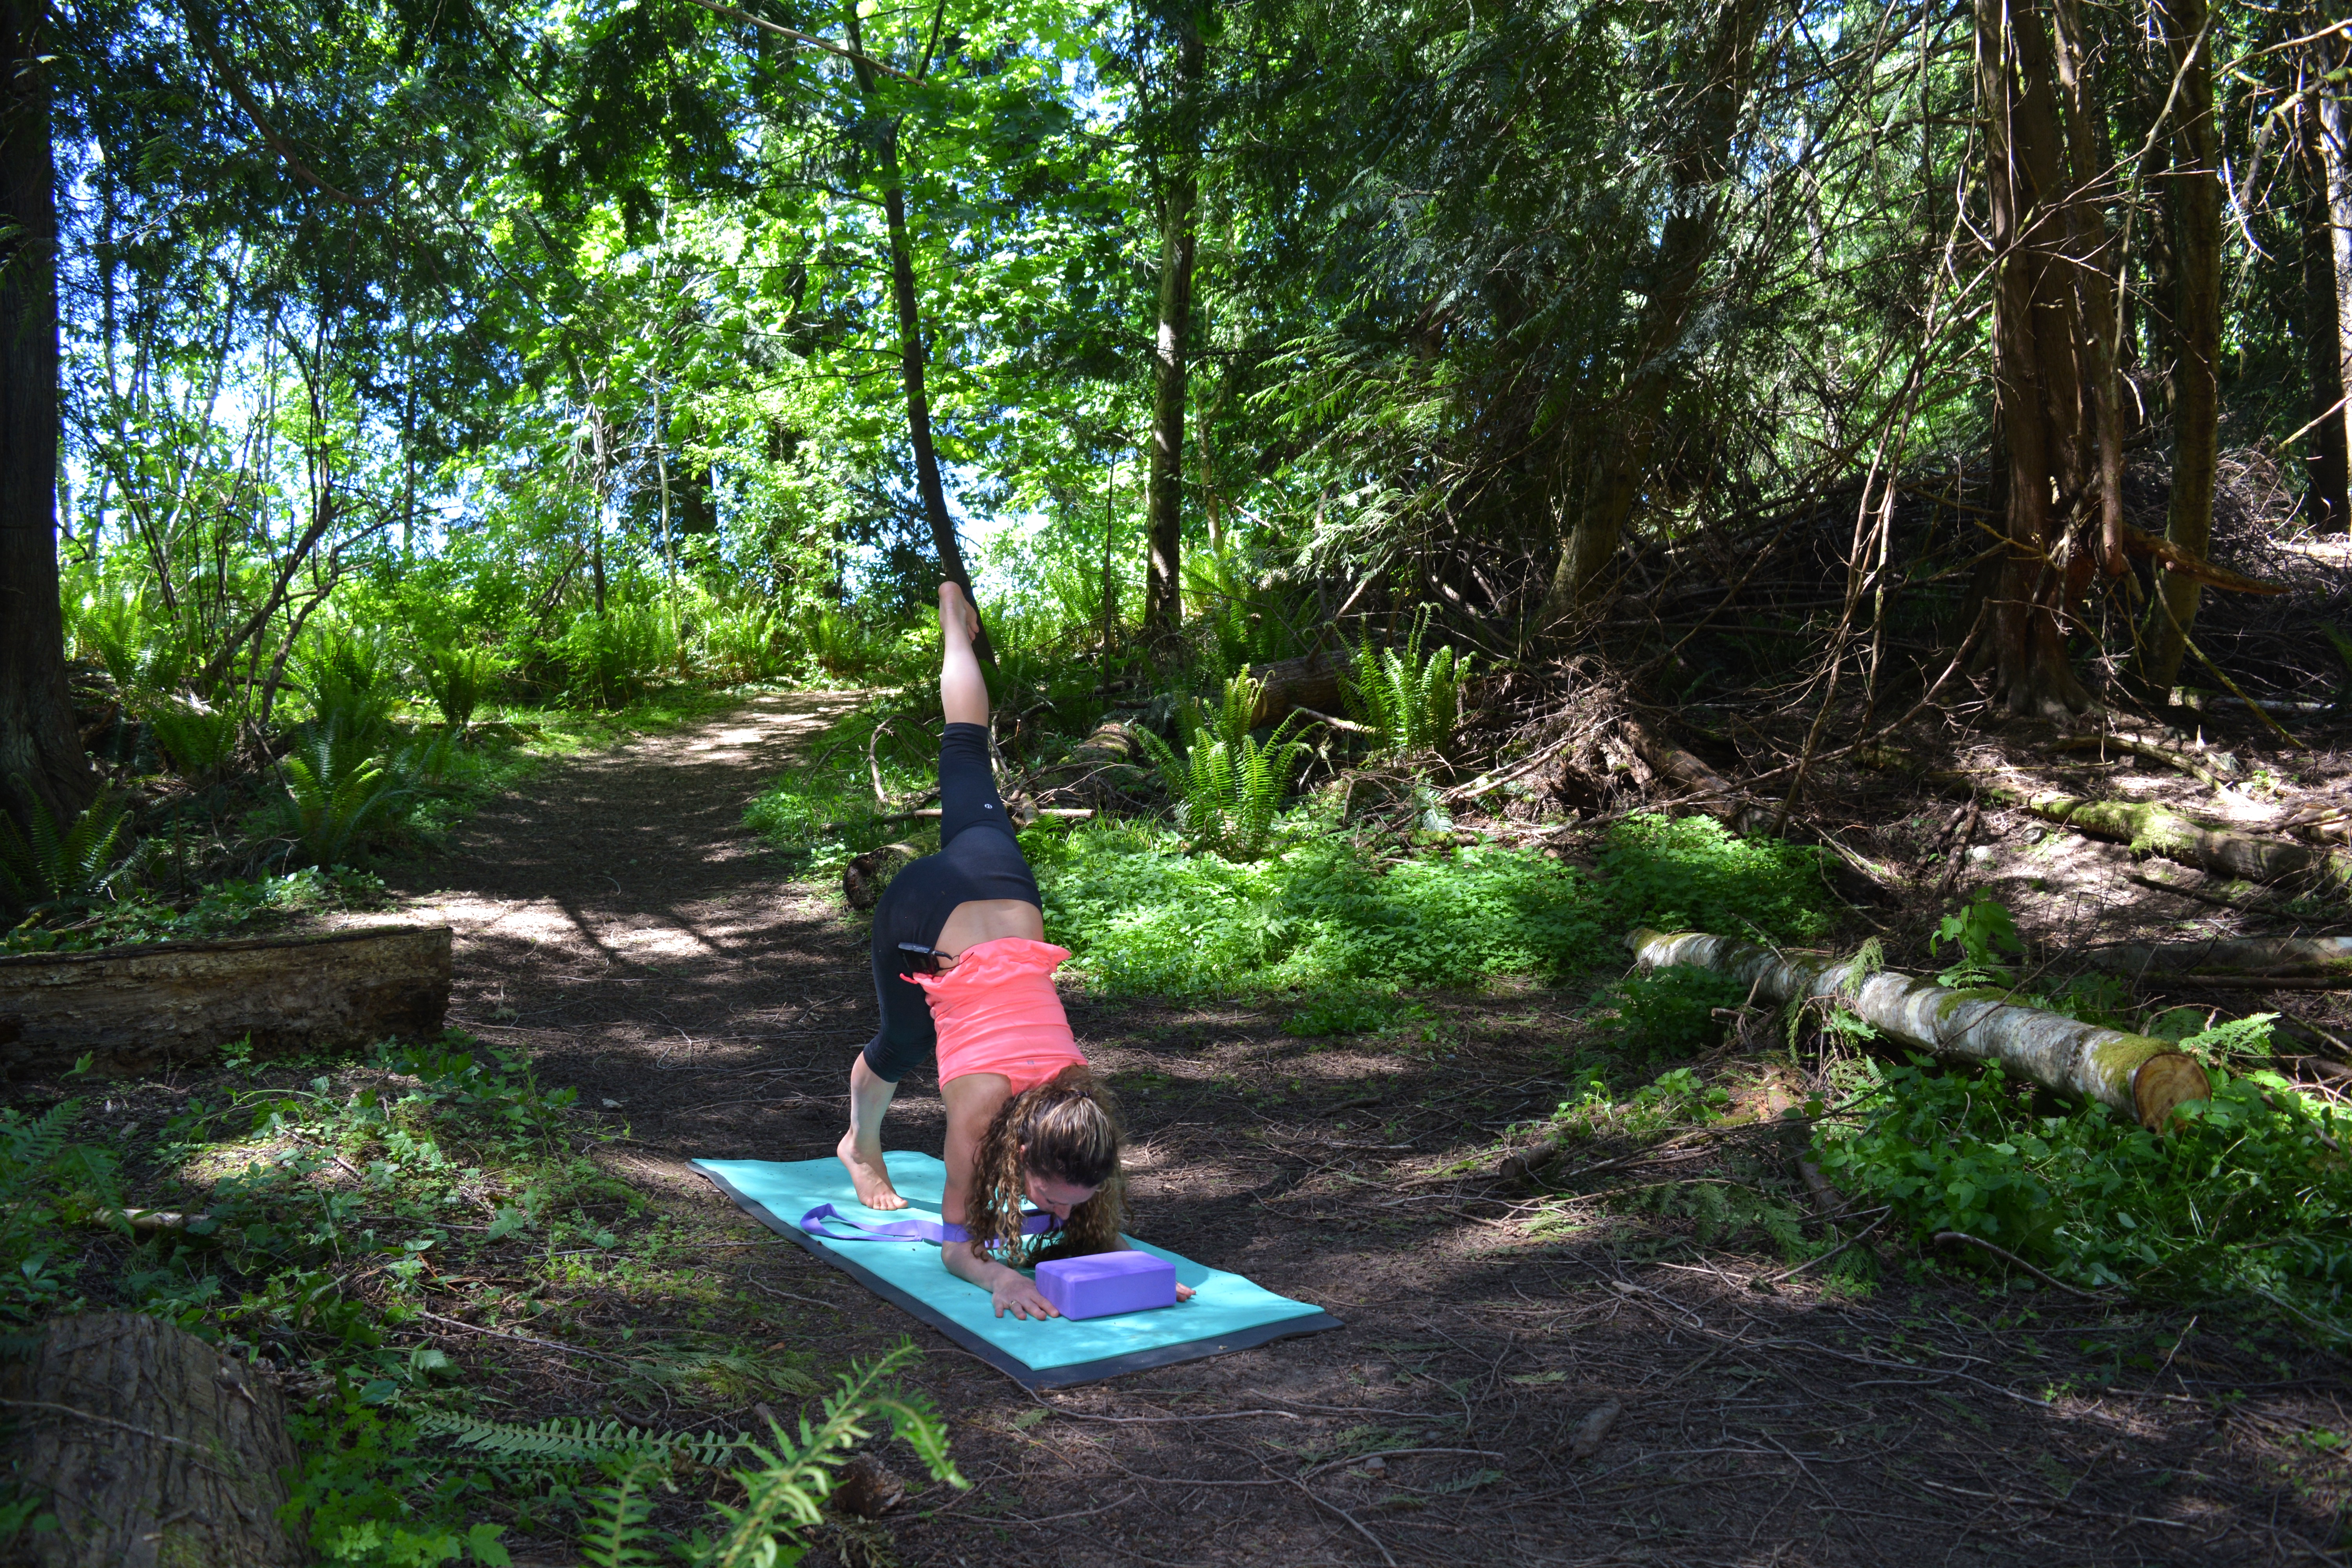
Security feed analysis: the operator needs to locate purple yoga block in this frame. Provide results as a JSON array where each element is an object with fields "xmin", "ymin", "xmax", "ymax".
[{"xmin": 1035, "ymin": 1250, "xmax": 1177, "ymax": 1320}]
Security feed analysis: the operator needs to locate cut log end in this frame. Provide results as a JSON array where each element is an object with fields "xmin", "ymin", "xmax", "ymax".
[{"xmin": 2131, "ymin": 1051, "xmax": 2212, "ymax": 1130}]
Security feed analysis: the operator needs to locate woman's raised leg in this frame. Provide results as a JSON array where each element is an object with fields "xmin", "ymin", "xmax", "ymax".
[{"xmin": 938, "ymin": 582, "xmax": 988, "ymax": 728}]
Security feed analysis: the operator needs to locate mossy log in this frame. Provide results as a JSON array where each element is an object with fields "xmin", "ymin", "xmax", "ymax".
[
  {"xmin": 2081, "ymin": 934, "xmax": 2352, "ymax": 977},
  {"xmin": 1628, "ymin": 928, "xmax": 2210, "ymax": 1129},
  {"xmin": 2015, "ymin": 793, "xmax": 2352, "ymax": 891},
  {"xmin": 1241, "ymin": 650, "xmax": 1352, "ymax": 730},
  {"xmin": 0, "ymin": 1311, "xmax": 306, "ymax": 1567},
  {"xmin": 1858, "ymin": 747, "xmax": 2352, "ymax": 893},
  {"xmin": 0, "ymin": 925, "xmax": 452, "ymax": 1076}
]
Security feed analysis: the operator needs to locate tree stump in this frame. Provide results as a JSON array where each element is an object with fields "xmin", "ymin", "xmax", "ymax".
[{"xmin": 0, "ymin": 1312, "xmax": 306, "ymax": 1567}]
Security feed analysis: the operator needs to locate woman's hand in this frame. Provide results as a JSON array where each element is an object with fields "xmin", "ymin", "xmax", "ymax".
[
  {"xmin": 1175, "ymin": 1282, "xmax": 1196, "ymax": 1303},
  {"xmin": 991, "ymin": 1275, "xmax": 1062, "ymax": 1321}
]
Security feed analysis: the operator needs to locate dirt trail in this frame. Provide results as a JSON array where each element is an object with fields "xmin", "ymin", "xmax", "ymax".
[{"xmin": 379, "ymin": 695, "xmax": 2344, "ymax": 1568}]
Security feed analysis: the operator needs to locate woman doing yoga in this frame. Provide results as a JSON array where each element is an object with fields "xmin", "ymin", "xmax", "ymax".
[{"xmin": 838, "ymin": 583, "xmax": 1193, "ymax": 1321}]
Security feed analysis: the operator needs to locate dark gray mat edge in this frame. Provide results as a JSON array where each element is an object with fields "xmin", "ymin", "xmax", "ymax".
[{"xmin": 693, "ymin": 1163, "xmax": 1343, "ymax": 1389}]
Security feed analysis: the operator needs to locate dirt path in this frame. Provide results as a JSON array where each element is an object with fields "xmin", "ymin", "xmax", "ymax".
[{"xmin": 381, "ymin": 696, "xmax": 2346, "ymax": 1568}]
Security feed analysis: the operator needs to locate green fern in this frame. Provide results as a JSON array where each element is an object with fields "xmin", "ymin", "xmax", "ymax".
[
  {"xmin": 1343, "ymin": 606, "xmax": 1469, "ymax": 759},
  {"xmin": 276, "ymin": 715, "xmax": 414, "ymax": 867},
  {"xmin": 580, "ymin": 1454, "xmax": 671, "ymax": 1568},
  {"xmin": 0, "ymin": 786, "xmax": 137, "ymax": 909},
  {"xmin": 416, "ymin": 1411, "xmax": 747, "ymax": 1469},
  {"xmin": 693, "ymin": 1342, "xmax": 965, "ymax": 1568},
  {"xmin": 0, "ymin": 1100, "xmax": 121, "ymax": 1327},
  {"xmin": 1137, "ymin": 673, "xmax": 1307, "ymax": 861},
  {"xmin": 147, "ymin": 701, "xmax": 241, "ymax": 780},
  {"xmin": 417, "ymin": 644, "xmax": 506, "ymax": 731}
]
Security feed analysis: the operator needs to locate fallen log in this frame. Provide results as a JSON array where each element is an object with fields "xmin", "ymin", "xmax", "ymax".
[
  {"xmin": 1627, "ymin": 928, "xmax": 2210, "ymax": 1129},
  {"xmin": 1619, "ymin": 717, "xmax": 1770, "ymax": 834},
  {"xmin": 1241, "ymin": 650, "xmax": 1352, "ymax": 730},
  {"xmin": 1858, "ymin": 748, "xmax": 2352, "ymax": 895},
  {"xmin": 2081, "ymin": 935, "xmax": 2352, "ymax": 978},
  {"xmin": 0, "ymin": 924, "xmax": 452, "ymax": 1076},
  {"xmin": 0, "ymin": 1310, "xmax": 305, "ymax": 1567}
]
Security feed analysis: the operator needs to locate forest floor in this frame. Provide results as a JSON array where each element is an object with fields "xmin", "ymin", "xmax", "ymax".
[
  {"xmin": 326, "ymin": 690, "xmax": 2343, "ymax": 1566},
  {"xmin": 45, "ymin": 690, "xmax": 2349, "ymax": 1566}
]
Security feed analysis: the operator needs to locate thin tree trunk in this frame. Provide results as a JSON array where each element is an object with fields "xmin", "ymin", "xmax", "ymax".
[
  {"xmin": 2052, "ymin": 0, "xmax": 2126, "ymax": 573},
  {"xmin": 2301, "ymin": 58, "xmax": 2350, "ymax": 533},
  {"xmin": 1535, "ymin": 0, "xmax": 1762, "ymax": 633},
  {"xmin": 2142, "ymin": 0, "xmax": 2220, "ymax": 691},
  {"xmin": 0, "ymin": 0, "xmax": 95, "ymax": 835},
  {"xmin": 2319, "ymin": 36, "xmax": 2352, "ymax": 530},
  {"xmin": 846, "ymin": 4, "xmax": 994, "ymax": 664},
  {"xmin": 1973, "ymin": 0, "xmax": 2092, "ymax": 715},
  {"xmin": 1100, "ymin": 455, "xmax": 1120, "ymax": 653},
  {"xmin": 1143, "ymin": 16, "xmax": 1204, "ymax": 638}
]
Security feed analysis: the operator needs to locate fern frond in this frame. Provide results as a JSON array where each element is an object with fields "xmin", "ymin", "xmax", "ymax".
[
  {"xmin": 579, "ymin": 1454, "xmax": 669, "ymax": 1568},
  {"xmin": 417, "ymin": 1411, "xmax": 746, "ymax": 1468}
]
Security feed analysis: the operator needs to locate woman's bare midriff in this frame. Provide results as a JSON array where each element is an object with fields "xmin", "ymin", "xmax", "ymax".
[{"xmin": 934, "ymin": 897, "xmax": 1044, "ymax": 963}]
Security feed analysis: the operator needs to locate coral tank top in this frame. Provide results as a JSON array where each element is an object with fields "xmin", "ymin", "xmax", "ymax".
[{"xmin": 909, "ymin": 937, "xmax": 1087, "ymax": 1093}]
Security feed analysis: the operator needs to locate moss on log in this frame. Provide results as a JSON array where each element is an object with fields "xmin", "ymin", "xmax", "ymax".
[
  {"xmin": 0, "ymin": 1311, "xmax": 305, "ymax": 1567},
  {"xmin": 0, "ymin": 924, "xmax": 452, "ymax": 1076},
  {"xmin": 1628, "ymin": 928, "xmax": 2210, "ymax": 1129},
  {"xmin": 2083, "ymin": 934, "xmax": 2352, "ymax": 977}
]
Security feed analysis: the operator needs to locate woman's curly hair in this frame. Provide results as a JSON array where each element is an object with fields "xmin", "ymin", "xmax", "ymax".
[{"xmin": 965, "ymin": 1065, "xmax": 1124, "ymax": 1265}]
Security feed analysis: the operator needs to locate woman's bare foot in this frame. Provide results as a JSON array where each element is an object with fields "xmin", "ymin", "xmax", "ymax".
[{"xmin": 837, "ymin": 1129, "xmax": 908, "ymax": 1210}]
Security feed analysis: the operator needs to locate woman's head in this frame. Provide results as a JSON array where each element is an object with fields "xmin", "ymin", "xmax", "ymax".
[{"xmin": 968, "ymin": 1065, "xmax": 1124, "ymax": 1261}]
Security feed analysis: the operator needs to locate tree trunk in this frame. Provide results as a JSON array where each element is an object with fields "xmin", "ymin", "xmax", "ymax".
[
  {"xmin": 1972, "ymin": 0, "xmax": 2093, "ymax": 715},
  {"xmin": 0, "ymin": 0, "xmax": 95, "ymax": 835},
  {"xmin": 2300, "ymin": 62, "xmax": 2350, "ymax": 534},
  {"xmin": 0, "ymin": 1311, "xmax": 305, "ymax": 1567},
  {"xmin": 845, "ymin": 5, "xmax": 994, "ymax": 666},
  {"xmin": 1143, "ymin": 17, "xmax": 1205, "ymax": 639},
  {"xmin": 2052, "ymin": 0, "xmax": 2127, "ymax": 573},
  {"xmin": 0, "ymin": 923, "xmax": 452, "ymax": 1075},
  {"xmin": 2141, "ymin": 0, "xmax": 2221, "ymax": 691},
  {"xmin": 1628, "ymin": 929, "xmax": 2210, "ymax": 1129},
  {"xmin": 1535, "ymin": 0, "xmax": 1762, "ymax": 633},
  {"xmin": 2318, "ymin": 35, "xmax": 2352, "ymax": 532}
]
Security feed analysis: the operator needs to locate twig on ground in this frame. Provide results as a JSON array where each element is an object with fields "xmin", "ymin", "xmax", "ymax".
[
  {"xmin": 410, "ymin": 1308, "xmax": 633, "ymax": 1364},
  {"xmin": 1932, "ymin": 1232, "xmax": 2112, "ymax": 1301},
  {"xmin": 1751, "ymin": 1206, "xmax": 1893, "ymax": 1290}
]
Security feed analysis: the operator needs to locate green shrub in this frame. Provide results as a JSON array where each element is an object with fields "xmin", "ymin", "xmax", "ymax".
[
  {"xmin": 1601, "ymin": 964, "xmax": 1753, "ymax": 1056},
  {"xmin": 697, "ymin": 605, "xmax": 783, "ymax": 684},
  {"xmin": 76, "ymin": 583, "xmax": 189, "ymax": 695},
  {"xmin": 1813, "ymin": 1052, "xmax": 2352, "ymax": 1337},
  {"xmin": 557, "ymin": 603, "xmax": 674, "ymax": 708},
  {"xmin": 419, "ymin": 644, "xmax": 507, "ymax": 731},
  {"xmin": 1033, "ymin": 811, "xmax": 1832, "ymax": 998}
]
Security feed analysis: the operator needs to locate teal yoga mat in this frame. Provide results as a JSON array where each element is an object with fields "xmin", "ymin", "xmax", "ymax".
[{"xmin": 694, "ymin": 1153, "xmax": 1340, "ymax": 1387}]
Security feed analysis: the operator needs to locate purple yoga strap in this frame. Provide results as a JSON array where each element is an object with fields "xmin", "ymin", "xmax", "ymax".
[{"xmin": 799, "ymin": 1202, "xmax": 1056, "ymax": 1247}]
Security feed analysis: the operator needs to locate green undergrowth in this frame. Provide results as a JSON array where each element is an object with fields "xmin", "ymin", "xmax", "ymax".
[
  {"xmin": 0, "ymin": 1035, "xmax": 946, "ymax": 1564},
  {"xmin": 742, "ymin": 695, "xmax": 949, "ymax": 878},
  {"xmin": 1815, "ymin": 1050, "xmax": 2352, "ymax": 1340},
  {"xmin": 1029, "ymin": 809, "xmax": 1836, "ymax": 1001}
]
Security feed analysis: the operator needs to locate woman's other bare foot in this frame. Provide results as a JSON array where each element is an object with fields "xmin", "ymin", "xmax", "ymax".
[{"xmin": 837, "ymin": 1129, "xmax": 909, "ymax": 1210}]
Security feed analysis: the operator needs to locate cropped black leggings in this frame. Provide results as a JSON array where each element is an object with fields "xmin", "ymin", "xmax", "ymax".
[{"xmin": 860, "ymin": 722, "xmax": 1040, "ymax": 1083}]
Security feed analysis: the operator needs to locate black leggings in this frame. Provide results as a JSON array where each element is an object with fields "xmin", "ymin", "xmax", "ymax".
[{"xmin": 860, "ymin": 722, "xmax": 1040, "ymax": 1083}]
